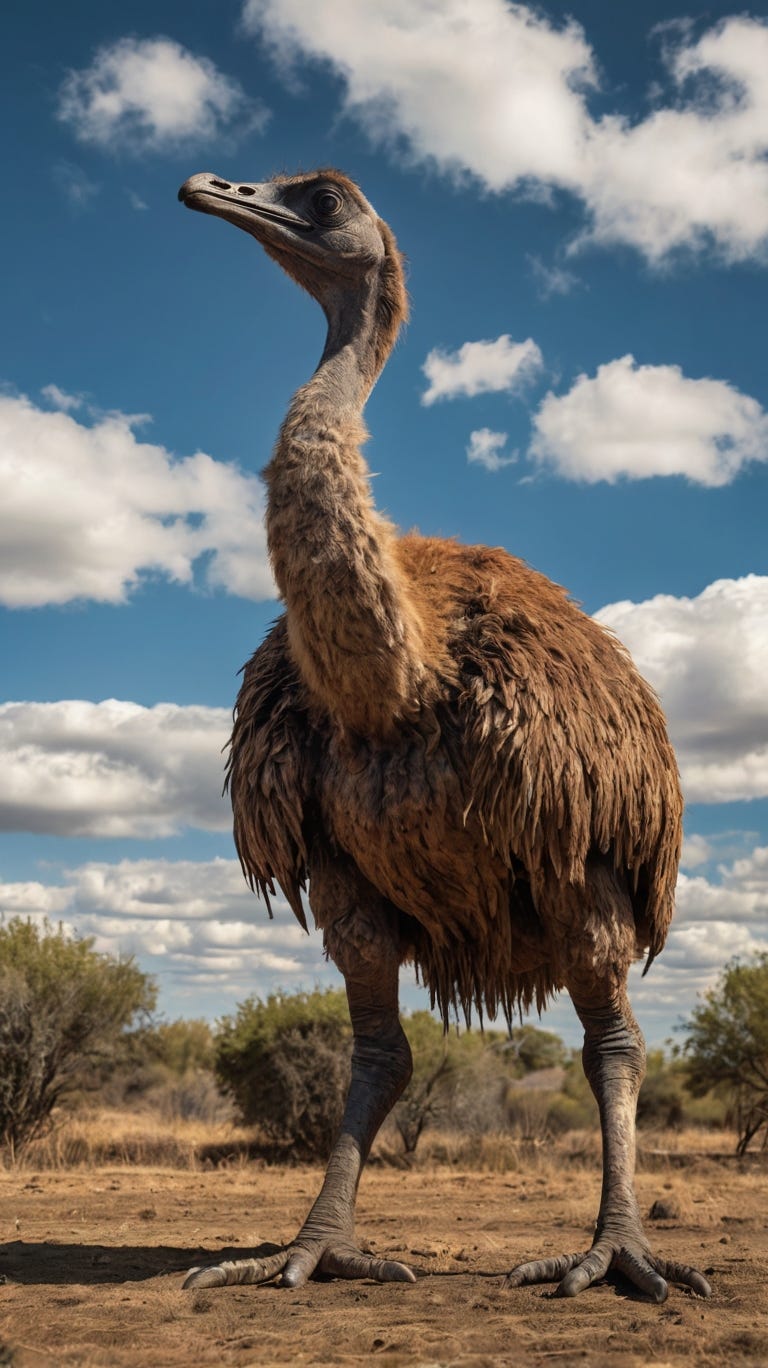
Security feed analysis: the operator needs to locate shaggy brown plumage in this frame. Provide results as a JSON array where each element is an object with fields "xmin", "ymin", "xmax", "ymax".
[{"xmin": 228, "ymin": 530, "xmax": 682, "ymax": 1026}]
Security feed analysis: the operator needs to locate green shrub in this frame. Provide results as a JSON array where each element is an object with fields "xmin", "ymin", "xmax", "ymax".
[
  {"xmin": 682, "ymin": 952, "xmax": 768, "ymax": 1153},
  {"xmin": 214, "ymin": 989, "xmax": 352, "ymax": 1159},
  {"xmin": 0, "ymin": 918, "xmax": 155, "ymax": 1155}
]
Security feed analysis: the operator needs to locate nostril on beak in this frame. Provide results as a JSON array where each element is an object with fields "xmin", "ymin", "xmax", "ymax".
[
  {"xmin": 238, "ymin": 187, "xmax": 256, "ymax": 196},
  {"xmin": 210, "ymin": 179, "xmax": 231, "ymax": 190}
]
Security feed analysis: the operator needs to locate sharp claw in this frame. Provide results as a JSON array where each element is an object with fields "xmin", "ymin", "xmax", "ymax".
[
  {"xmin": 182, "ymin": 1265, "xmax": 227, "ymax": 1290},
  {"xmin": 656, "ymin": 1261, "xmax": 712, "ymax": 1299},
  {"xmin": 557, "ymin": 1265, "xmax": 594, "ymax": 1297},
  {"xmin": 279, "ymin": 1250, "xmax": 316, "ymax": 1288},
  {"xmin": 558, "ymin": 1247, "xmax": 611, "ymax": 1298},
  {"xmin": 373, "ymin": 1259, "xmax": 417, "ymax": 1283},
  {"xmin": 618, "ymin": 1248, "xmax": 668, "ymax": 1303},
  {"xmin": 279, "ymin": 1267, "xmax": 309, "ymax": 1289},
  {"xmin": 505, "ymin": 1253, "xmax": 583, "ymax": 1289}
]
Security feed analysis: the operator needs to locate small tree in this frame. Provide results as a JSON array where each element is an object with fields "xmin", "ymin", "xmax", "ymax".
[
  {"xmin": 215, "ymin": 989, "xmax": 352, "ymax": 1160},
  {"xmin": 394, "ymin": 1012, "xmax": 457, "ymax": 1154},
  {"xmin": 139, "ymin": 1018, "xmax": 216, "ymax": 1075},
  {"xmin": 506, "ymin": 1024, "xmax": 569, "ymax": 1075},
  {"xmin": 395, "ymin": 1014, "xmax": 509, "ymax": 1154},
  {"xmin": 0, "ymin": 917, "xmax": 155, "ymax": 1156},
  {"xmin": 682, "ymin": 952, "xmax": 768, "ymax": 1154}
]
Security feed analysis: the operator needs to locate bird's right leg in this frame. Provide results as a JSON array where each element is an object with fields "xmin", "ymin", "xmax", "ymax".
[{"xmin": 184, "ymin": 866, "xmax": 414, "ymax": 1291}]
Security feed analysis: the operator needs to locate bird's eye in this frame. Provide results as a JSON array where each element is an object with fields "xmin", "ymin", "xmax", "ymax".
[{"xmin": 312, "ymin": 188, "xmax": 343, "ymax": 219}]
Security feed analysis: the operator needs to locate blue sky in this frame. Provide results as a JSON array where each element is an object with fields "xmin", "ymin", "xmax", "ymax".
[{"xmin": 1, "ymin": 0, "xmax": 767, "ymax": 1047}]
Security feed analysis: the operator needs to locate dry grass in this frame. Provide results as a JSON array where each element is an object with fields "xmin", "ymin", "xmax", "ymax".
[
  {"xmin": 373, "ymin": 1124, "xmax": 744, "ymax": 1174},
  {"xmin": 7, "ymin": 1109, "xmax": 256, "ymax": 1172},
  {"xmin": 3, "ymin": 1108, "xmax": 747, "ymax": 1178}
]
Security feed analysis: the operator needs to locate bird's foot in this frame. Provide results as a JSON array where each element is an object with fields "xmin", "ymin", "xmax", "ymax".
[
  {"xmin": 183, "ymin": 1238, "xmax": 415, "ymax": 1291},
  {"xmin": 505, "ymin": 1235, "xmax": 711, "ymax": 1302}
]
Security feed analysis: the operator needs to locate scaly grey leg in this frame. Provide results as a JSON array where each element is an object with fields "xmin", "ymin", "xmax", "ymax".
[
  {"xmin": 507, "ymin": 988, "xmax": 711, "ymax": 1301},
  {"xmin": 184, "ymin": 882, "xmax": 414, "ymax": 1290}
]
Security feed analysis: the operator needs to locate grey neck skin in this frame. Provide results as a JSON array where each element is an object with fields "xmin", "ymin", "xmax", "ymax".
[
  {"xmin": 314, "ymin": 277, "xmax": 381, "ymax": 409},
  {"xmin": 263, "ymin": 271, "xmax": 424, "ymax": 736}
]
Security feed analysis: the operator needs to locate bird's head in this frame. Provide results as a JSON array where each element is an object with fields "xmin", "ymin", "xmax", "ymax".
[{"xmin": 179, "ymin": 168, "xmax": 408, "ymax": 370}]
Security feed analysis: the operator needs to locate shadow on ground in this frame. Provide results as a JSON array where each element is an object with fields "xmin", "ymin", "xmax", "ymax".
[{"xmin": 0, "ymin": 1240, "xmax": 285, "ymax": 1286}]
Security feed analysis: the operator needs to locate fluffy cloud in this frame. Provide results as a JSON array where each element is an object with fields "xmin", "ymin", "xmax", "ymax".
[
  {"xmin": 421, "ymin": 335, "xmax": 542, "ymax": 406},
  {"xmin": 57, "ymin": 37, "xmax": 265, "ymax": 152},
  {"xmin": 6, "ymin": 846, "xmax": 764, "ymax": 1040},
  {"xmin": 680, "ymin": 834, "xmax": 714, "ymax": 870},
  {"xmin": 597, "ymin": 576, "xmax": 768, "ymax": 803},
  {"xmin": 0, "ymin": 391, "xmax": 274, "ymax": 607},
  {"xmin": 601, "ymin": 845, "xmax": 768, "ymax": 1040},
  {"xmin": 466, "ymin": 428, "xmax": 515, "ymax": 473},
  {"xmin": 0, "ymin": 701, "xmax": 231, "ymax": 837},
  {"xmin": 40, "ymin": 384, "xmax": 83, "ymax": 413},
  {"xmin": 244, "ymin": 2, "xmax": 768, "ymax": 262},
  {"xmin": 527, "ymin": 255, "xmax": 580, "ymax": 299},
  {"xmin": 0, "ymin": 858, "xmax": 329, "ymax": 1004},
  {"xmin": 529, "ymin": 356, "xmax": 768, "ymax": 485}
]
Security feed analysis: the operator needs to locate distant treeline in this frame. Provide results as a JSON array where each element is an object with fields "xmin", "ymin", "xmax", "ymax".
[{"xmin": 1, "ymin": 917, "xmax": 766, "ymax": 1158}]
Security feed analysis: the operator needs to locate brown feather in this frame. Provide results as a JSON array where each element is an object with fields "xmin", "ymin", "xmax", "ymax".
[{"xmin": 227, "ymin": 533, "xmax": 682, "ymax": 1027}]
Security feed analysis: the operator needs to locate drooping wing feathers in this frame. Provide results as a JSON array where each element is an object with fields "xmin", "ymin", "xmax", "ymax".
[
  {"xmin": 225, "ymin": 617, "xmax": 311, "ymax": 931},
  {"xmin": 442, "ymin": 545, "xmax": 682, "ymax": 966}
]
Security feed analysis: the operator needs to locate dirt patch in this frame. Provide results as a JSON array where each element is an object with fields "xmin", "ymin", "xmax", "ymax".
[{"xmin": 0, "ymin": 1161, "xmax": 766, "ymax": 1367}]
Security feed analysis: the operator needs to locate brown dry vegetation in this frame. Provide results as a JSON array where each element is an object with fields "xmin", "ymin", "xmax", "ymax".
[{"xmin": 1, "ymin": 1116, "xmax": 767, "ymax": 1368}]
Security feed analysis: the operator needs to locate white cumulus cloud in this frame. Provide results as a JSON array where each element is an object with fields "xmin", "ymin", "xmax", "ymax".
[
  {"xmin": 57, "ymin": 36, "xmax": 266, "ymax": 152},
  {"xmin": 0, "ymin": 859, "xmax": 327, "ymax": 1004},
  {"xmin": 5, "ymin": 847, "xmax": 766, "ymax": 1032},
  {"xmin": 617, "ymin": 844, "xmax": 768, "ymax": 1040},
  {"xmin": 0, "ymin": 391, "xmax": 274, "ymax": 607},
  {"xmin": 0, "ymin": 700, "xmax": 231, "ymax": 838},
  {"xmin": 529, "ymin": 355, "xmax": 768, "ymax": 485},
  {"xmin": 421, "ymin": 335, "xmax": 542, "ymax": 406},
  {"xmin": 466, "ymin": 428, "xmax": 516, "ymax": 473},
  {"xmin": 597, "ymin": 576, "xmax": 768, "ymax": 803},
  {"xmin": 244, "ymin": 2, "xmax": 768, "ymax": 263}
]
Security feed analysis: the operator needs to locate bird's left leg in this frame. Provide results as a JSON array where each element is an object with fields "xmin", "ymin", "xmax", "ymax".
[
  {"xmin": 507, "ymin": 866, "xmax": 711, "ymax": 1302},
  {"xmin": 184, "ymin": 868, "xmax": 415, "ymax": 1290}
]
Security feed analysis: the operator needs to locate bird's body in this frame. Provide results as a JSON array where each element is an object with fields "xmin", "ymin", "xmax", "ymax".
[
  {"xmin": 231, "ymin": 531, "xmax": 680, "ymax": 1025},
  {"xmin": 178, "ymin": 165, "xmax": 710, "ymax": 1303}
]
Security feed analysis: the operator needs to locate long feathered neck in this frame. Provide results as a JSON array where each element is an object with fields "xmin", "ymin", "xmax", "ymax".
[{"xmin": 263, "ymin": 258, "xmax": 424, "ymax": 738}]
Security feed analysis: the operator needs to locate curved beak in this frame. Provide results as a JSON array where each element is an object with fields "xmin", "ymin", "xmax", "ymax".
[{"xmin": 178, "ymin": 173, "xmax": 313, "ymax": 242}]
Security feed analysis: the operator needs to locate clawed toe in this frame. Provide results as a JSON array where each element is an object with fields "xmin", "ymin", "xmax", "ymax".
[
  {"xmin": 318, "ymin": 1244, "xmax": 416, "ymax": 1283},
  {"xmin": 651, "ymin": 1257, "xmax": 712, "ymax": 1300},
  {"xmin": 506, "ymin": 1241, "xmax": 711, "ymax": 1302},
  {"xmin": 505, "ymin": 1252, "xmax": 585, "ymax": 1290},
  {"xmin": 182, "ymin": 1241, "xmax": 415, "ymax": 1291},
  {"xmin": 182, "ymin": 1250, "xmax": 291, "ymax": 1290}
]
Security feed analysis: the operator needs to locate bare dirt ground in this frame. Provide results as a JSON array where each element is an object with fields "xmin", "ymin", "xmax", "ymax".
[{"xmin": 1, "ymin": 1156, "xmax": 766, "ymax": 1368}]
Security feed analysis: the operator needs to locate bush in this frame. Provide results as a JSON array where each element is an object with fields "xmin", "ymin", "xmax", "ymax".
[
  {"xmin": 682, "ymin": 952, "xmax": 768, "ymax": 1154},
  {"xmin": 86, "ymin": 1018, "xmax": 220, "ymax": 1113},
  {"xmin": 393, "ymin": 1014, "xmax": 512, "ymax": 1154},
  {"xmin": 214, "ymin": 989, "xmax": 352, "ymax": 1160},
  {"xmin": 0, "ymin": 918, "xmax": 155, "ymax": 1156},
  {"xmin": 137, "ymin": 1018, "xmax": 216, "ymax": 1075},
  {"xmin": 506, "ymin": 1024, "xmax": 570, "ymax": 1074}
]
